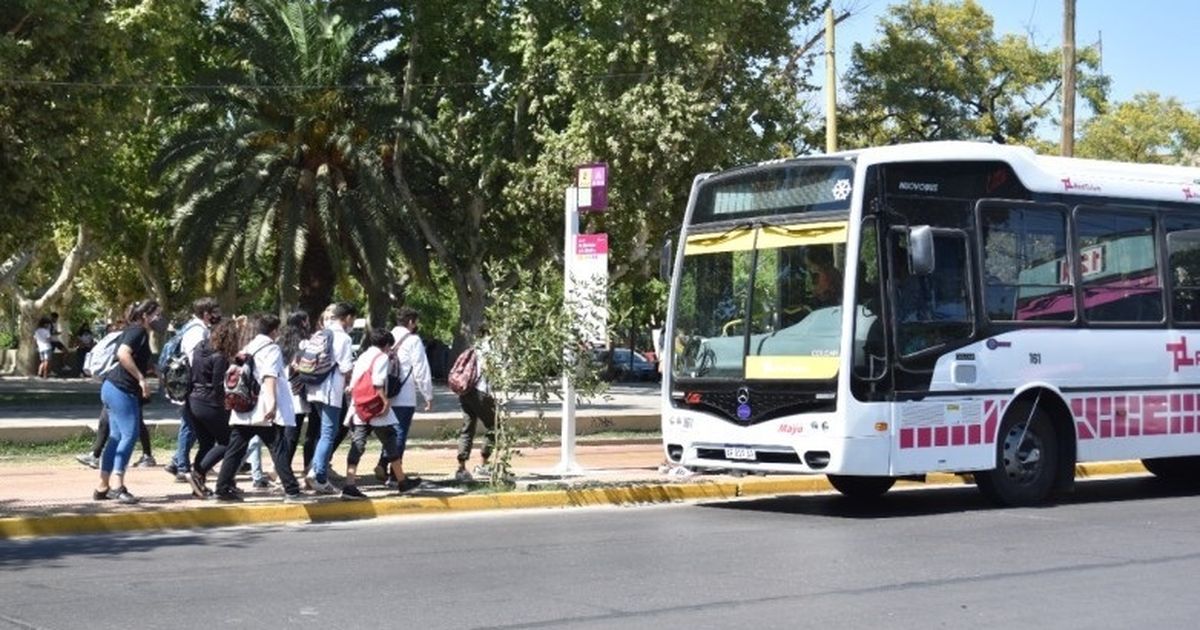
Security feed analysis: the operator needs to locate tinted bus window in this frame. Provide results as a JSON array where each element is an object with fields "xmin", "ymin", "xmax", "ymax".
[
  {"xmin": 1075, "ymin": 209, "xmax": 1162, "ymax": 323},
  {"xmin": 1165, "ymin": 217, "xmax": 1200, "ymax": 323},
  {"xmin": 979, "ymin": 204, "xmax": 1073, "ymax": 322}
]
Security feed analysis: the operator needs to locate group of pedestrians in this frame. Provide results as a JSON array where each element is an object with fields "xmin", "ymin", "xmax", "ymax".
[{"xmin": 85, "ymin": 296, "xmax": 498, "ymax": 505}]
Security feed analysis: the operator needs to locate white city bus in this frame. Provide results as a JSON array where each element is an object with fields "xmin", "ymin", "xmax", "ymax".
[{"xmin": 660, "ymin": 141, "xmax": 1200, "ymax": 505}]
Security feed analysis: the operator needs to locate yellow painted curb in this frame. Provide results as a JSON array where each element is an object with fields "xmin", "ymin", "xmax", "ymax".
[{"xmin": 0, "ymin": 460, "xmax": 1154, "ymax": 540}]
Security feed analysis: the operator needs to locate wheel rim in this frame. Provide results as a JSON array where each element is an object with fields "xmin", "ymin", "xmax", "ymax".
[{"xmin": 1000, "ymin": 421, "xmax": 1044, "ymax": 485}]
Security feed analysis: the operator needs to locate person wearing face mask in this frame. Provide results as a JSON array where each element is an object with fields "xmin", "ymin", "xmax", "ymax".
[
  {"xmin": 93, "ymin": 299, "xmax": 163, "ymax": 504},
  {"xmin": 164, "ymin": 297, "xmax": 223, "ymax": 479}
]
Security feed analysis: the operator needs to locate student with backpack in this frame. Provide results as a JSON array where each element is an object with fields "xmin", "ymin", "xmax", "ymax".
[
  {"xmin": 375, "ymin": 307, "xmax": 432, "ymax": 490},
  {"xmin": 304, "ymin": 302, "xmax": 356, "ymax": 494},
  {"xmin": 164, "ymin": 298, "xmax": 222, "ymax": 480},
  {"xmin": 74, "ymin": 320, "xmax": 151, "ymax": 470},
  {"xmin": 184, "ymin": 318, "xmax": 240, "ymax": 499},
  {"xmin": 212, "ymin": 313, "xmax": 303, "ymax": 502},
  {"xmin": 340, "ymin": 329, "xmax": 410, "ymax": 499},
  {"xmin": 453, "ymin": 323, "xmax": 497, "ymax": 482},
  {"xmin": 276, "ymin": 311, "xmax": 311, "ymax": 470},
  {"xmin": 92, "ymin": 299, "xmax": 163, "ymax": 504}
]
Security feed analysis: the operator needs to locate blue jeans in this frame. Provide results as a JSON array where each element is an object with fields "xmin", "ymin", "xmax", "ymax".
[
  {"xmin": 310, "ymin": 402, "xmax": 341, "ymax": 483},
  {"xmin": 246, "ymin": 435, "xmax": 264, "ymax": 481},
  {"xmin": 173, "ymin": 400, "xmax": 196, "ymax": 471},
  {"xmin": 100, "ymin": 381, "xmax": 140, "ymax": 474},
  {"xmin": 393, "ymin": 406, "xmax": 415, "ymax": 459}
]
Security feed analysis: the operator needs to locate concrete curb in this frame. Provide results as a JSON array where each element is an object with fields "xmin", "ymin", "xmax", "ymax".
[{"xmin": 0, "ymin": 461, "xmax": 1149, "ymax": 540}]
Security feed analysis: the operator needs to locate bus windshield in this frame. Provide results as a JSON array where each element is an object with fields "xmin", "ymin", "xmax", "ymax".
[{"xmin": 671, "ymin": 222, "xmax": 855, "ymax": 381}]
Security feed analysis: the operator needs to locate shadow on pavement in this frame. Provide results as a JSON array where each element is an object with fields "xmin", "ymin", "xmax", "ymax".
[
  {"xmin": 699, "ymin": 475, "xmax": 1200, "ymax": 519},
  {"xmin": 0, "ymin": 528, "xmax": 278, "ymax": 569}
]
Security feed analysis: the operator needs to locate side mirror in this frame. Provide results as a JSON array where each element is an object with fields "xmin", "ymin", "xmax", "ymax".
[
  {"xmin": 659, "ymin": 239, "xmax": 674, "ymax": 281},
  {"xmin": 908, "ymin": 225, "xmax": 935, "ymax": 276}
]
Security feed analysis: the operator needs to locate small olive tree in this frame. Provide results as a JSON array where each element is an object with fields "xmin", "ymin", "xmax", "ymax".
[{"xmin": 481, "ymin": 261, "xmax": 609, "ymax": 487}]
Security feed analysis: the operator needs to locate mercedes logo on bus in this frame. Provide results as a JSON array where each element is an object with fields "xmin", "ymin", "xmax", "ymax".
[{"xmin": 736, "ymin": 387, "xmax": 752, "ymax": 421}]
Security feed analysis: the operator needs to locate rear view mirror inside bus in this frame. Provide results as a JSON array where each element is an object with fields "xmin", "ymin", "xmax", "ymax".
[{"xmin": 909, "ymin": 225, "xmax": 935, "ymax": 275}]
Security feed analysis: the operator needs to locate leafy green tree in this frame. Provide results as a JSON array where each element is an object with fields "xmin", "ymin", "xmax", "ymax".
[
  {"xmin": 1077, "ymin": 92, "xmax": 1200, "ymax": 165},
  {"xmin": 155, "ymin": 0, "xmax": 409, "ymax": 323},
  {"xmin": 377, "ymin": 0, "xmax": 825, "ymax": 349},
  {"xmin": 841, "ymin": 0, "xmax": 1109, "ymax": 146}
]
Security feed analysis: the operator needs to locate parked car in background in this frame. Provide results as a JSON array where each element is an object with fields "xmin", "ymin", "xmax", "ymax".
[{"xmin": 593, "ymin": 347, "xmax": 659, "ymax": 382}]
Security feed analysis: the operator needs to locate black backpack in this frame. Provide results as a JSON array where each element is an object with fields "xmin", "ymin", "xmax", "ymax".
[
  {"xmin": 384, "ymin": 350, "xmax": 410, "ymax": 399},
  {"xmin": 159, "ymin": 321, "xmax": 203, "ymax": 402}
]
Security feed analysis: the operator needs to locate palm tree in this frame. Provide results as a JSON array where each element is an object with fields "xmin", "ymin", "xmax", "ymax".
[{"xmin": 155, "ymin": 0, "xmax": 419, "ymax": 320}]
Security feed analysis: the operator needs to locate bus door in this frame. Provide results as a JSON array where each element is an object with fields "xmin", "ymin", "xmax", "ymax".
[{"xmin": 885, "ymin": 226, "xmax": 988, "ymax": 474}]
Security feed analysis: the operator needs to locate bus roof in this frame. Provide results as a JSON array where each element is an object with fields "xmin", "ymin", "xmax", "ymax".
[{"xmin": 805, "ymin": 141, "xmax": 1200, "ymax": 206}]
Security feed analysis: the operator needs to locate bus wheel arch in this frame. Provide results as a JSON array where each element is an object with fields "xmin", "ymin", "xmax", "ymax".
[{"xmin": 975, "ymin": 388, "xmax": 1075, "ymax": 506}]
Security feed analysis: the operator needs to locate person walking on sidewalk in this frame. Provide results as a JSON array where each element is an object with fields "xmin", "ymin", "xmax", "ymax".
[
  {"xmin": 184, "ymin": 318, "xmax": 239, "ymax": 499},
  {"xmin": 34, "ymin": 316, "xmax": 52, "ymax": 378},
  {"xmin": 165, "ymin": 297, "xmax": 222, "ymax": 480},
  {"xmin": 212, "ymin": 313, "xmax": 302, "ymax": 502},
  {"xmin": 93, "ymin": 299, "xmax": 162, "ymax": 504},
  {"xmin": 454, "ymin": 324, "xmax": 496, "ymax": 482},
  {"xmin": 377, "ymin": 306, "xmax": 432, "ymax": 488},
  {"xmin": 277, "ymin": 311, "xmax": 311, "ymax": 471},
  {"xmin": 306, "ymin": 302, "xmax": 355, "ymax": 494},
  {"xmin": 340, "ymin": 329, "xmax": 409, "ymax": 499}
]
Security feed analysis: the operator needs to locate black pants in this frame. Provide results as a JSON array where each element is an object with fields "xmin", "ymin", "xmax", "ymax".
[
  {"xmin": 285, "ymin": 413, "xmax": 306, "ymax": 472},
  {"xmin": 215, "ymin": 425, "xmax": 300, "ymax": 496},
  {"xmin": 457, "ymin": 389, "xmax": 497, "ymax": 463},
  {"xmin": 347, "ymin": 424, "xmax": 401, "ymax": 467},
  {"xmin": 191, "ymin": 400, "xmax": 231, "ymax": 475},
  {"xmin": 90, "ymin": 404, "xmax": 152, "ymax": 458}
]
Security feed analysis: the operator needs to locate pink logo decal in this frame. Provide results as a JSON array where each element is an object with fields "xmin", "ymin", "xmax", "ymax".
[
  {"xmin": 1062, "ymin": 177, "xmax": 1101, "ymax": 192},
  {"xmin": 777, "ymin": 423, "xmax": 804, "ymax": 435},
  {"xmin": 1167, "ymin": 337, "xmax": 1200, "ymax": 372},
  {"xmin": 1184, "ymin": 187, "xmax": 1200, "ymax": 201}
]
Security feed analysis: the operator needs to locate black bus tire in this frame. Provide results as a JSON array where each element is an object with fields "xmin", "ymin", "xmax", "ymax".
[{"xmin": 975, "ymin": 405, "xmax": 1059, "ymax": 506}]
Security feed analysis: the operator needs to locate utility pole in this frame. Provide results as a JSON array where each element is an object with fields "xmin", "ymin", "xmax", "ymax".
[
  {"xmin": 1061, "ymin": 0, "xmax": 1076, "ymax": 156},
  {"xmin": 825, "ymin": 6, "xmax": 837, "ymax": 154}
]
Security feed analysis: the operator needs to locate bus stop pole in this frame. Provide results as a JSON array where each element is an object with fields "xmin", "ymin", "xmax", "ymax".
[{"xmin": 555, "ymin": 186, "xmax": 582, "ymax": 475}]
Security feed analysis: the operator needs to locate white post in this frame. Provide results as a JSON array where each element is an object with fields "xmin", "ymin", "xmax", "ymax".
[{"xmin": 556, "ymin": 186, "xmax": 582, "ymax": 475}]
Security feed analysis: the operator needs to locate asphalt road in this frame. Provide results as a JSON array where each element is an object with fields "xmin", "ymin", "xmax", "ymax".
[{"xmin": 4, "ymin": 476, "xmax": 1200, "ymax": 629}]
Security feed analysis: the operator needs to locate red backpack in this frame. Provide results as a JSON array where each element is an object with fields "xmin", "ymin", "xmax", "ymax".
[
  {"xmin": 351, "ymin": 353, "xmax": 388, "ymax": 420},
  {"xmin": 447, "ymin": 347, "xmax": 478, "ymax": 395}
]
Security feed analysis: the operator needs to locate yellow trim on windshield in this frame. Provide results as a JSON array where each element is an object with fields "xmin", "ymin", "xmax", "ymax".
[
  {"xmin": 757, "ymin": 222, "xmax": 847, "ymax": 249},
  {"xmin": 683, "ymin": 227, "xmax": 755, "ymax": 255},
  {"xmin": 745, "ymin": 355, "xmax": 839, "ymax": 380},
  {"xmin": 684, "ymin": 221, "xmax": 846, "ymax": 255}
]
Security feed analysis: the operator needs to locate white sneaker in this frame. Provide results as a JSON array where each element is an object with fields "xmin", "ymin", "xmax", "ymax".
[
  {"xmin": 472, "ymin": 465, "xmax": 492, "ymax": 480},
  {"xmin": 311, "ymin": 478, "xmax": 337, "ymax": 495}
]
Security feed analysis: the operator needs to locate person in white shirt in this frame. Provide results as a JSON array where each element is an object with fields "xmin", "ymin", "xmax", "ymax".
[
  {"xmin": 340, "ymin": 329, "xmax": 412, "ymax": 499},
  {"xmin": 212, "ymin": 313, "xmax": 303, "ymax": 503},
  {"xmin": 306, "ymin": 302, "xmax": 356, "ymax": 493},
  {"xmin": 167, "ymin": 297, "xmax": 222, "ymax": 479},
  {"xmin": 34, "ymin": 316, "xmax": 52, "ymax": 378},
  {"xmin": 375, "ymin": 307, "xmax": 432, "ymax": 487}
]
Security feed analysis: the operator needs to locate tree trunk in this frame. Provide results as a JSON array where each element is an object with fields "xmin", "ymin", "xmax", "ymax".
[
  {"xmin": 298, "ymin": 232, "xmax": 336, "ymax": 323},
  {"xmin": 11, "ymin": 225, "xmax": 91, "ymax": 375},
  {"xmin": 449, "ymin": 264, "xmax": 487, "ymax": 353}
]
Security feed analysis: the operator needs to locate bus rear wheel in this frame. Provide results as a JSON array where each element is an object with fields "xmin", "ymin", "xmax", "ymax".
[
  {"xmin": 975, "ymin": 406, "xmax": 1059, "ymax": 506},
  {"xmin": 827, "ymin": 475, "xmax": 895, "ymax": 499},
  {"xmin": 1141, "ymin": 456, "xmax": 1200, "ymax": 483}
]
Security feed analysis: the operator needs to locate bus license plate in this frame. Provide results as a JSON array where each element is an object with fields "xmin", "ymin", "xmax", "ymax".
[{"xmin": 724, "ymin": 446, "xmax": 756, "ymax": 461}]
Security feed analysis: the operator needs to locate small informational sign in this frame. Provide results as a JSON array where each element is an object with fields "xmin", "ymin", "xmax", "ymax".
[
  {"xmin": 576, "ymin": 163, "xmax": 608, "ymax": 212},
  {"xmin": 573, "ymin": 233, "xmax": 609, "ymax": 345}
]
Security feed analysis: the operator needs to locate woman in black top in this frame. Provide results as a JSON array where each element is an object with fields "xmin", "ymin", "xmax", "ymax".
[
  {"xmin": 186, "ymin": 318, "xmax": 242, "ymax": 498},
  {"xmin": 95, "ymin": 299, "xmax": 164, "ymax": 504}
]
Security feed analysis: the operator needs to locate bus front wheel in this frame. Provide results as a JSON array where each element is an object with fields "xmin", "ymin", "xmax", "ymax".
[
  {"xmin": 975, "ymin": 406, "xmax": 1059, "ymax": 506},
  {"xmin": 827, "ymin": 475, "xmax": 895, "ymax": 499},
  {"xmin": 1142, "ymin": 456, "xmax": 1200, "ymax": 483}
]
